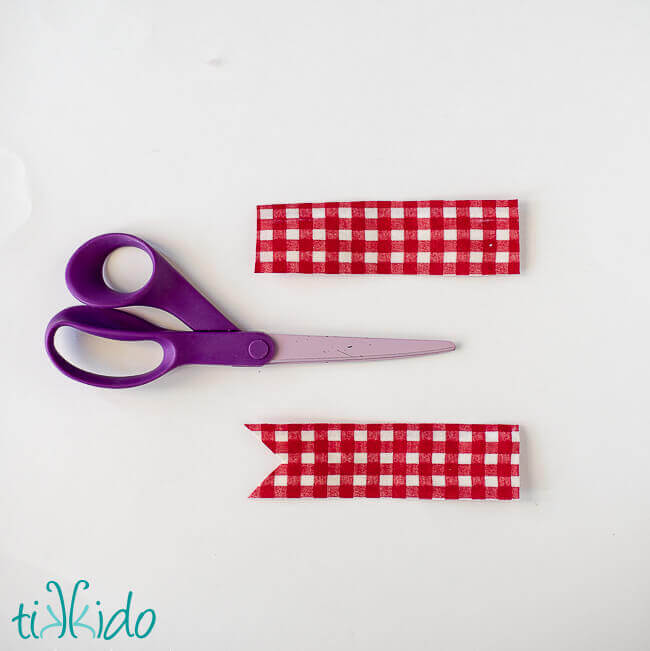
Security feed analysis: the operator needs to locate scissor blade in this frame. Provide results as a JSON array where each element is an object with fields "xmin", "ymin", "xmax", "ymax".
[{"xmin": 268, "ymin": 335, "xmax": 455, "ymax": 364}]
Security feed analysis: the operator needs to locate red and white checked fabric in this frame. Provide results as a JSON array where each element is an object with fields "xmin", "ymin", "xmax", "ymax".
[
  {"xmin": 247, "ymin": 423, "xmax": 520, "ymax": 500},
  {"xmin": 255, "ymin": 200, "xmax": 519, "ymax": 275}
]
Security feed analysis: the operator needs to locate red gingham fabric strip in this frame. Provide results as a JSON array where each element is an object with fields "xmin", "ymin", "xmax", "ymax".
[
  {"xmin": 247, "ymin": 423, "xmax": 520, "ymax": 499},
  {"xmin": 255, "ymin": 200, "xmax": 520, "ymax": 275}
]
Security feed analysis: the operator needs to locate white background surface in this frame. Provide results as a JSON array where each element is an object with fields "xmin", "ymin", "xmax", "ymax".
[{"xmin": 1, "ymin": 1, "xmax": 650, "ymax": 649}]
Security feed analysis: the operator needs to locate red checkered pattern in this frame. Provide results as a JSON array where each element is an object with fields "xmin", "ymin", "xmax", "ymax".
[
  {"xmin": 255, "ymin": 200, "xmax": 519, "ymax": 275},
  {"xmin": 247, "ymin": 423, "xmax": 520, "ymax": 499}
]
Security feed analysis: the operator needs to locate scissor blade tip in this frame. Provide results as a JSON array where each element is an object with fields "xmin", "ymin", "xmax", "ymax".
[{"xmin": 421, "ymin": 340, "xmax": 455, "ymax": 354}]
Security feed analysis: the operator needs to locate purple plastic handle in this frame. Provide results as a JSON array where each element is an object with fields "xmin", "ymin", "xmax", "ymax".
[
  {"xmin": 45, "ymin": 306, "xmax": 275, "ymax": 388},
  {"xmin": 45, "ymin": 233, "xmax": 275, "ymax": 388},
  {"xmin": 65, "ymin": 232, "xmax": 238, "ymax": 331}
]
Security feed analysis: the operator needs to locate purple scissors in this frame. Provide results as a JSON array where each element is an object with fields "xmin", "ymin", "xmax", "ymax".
[{"xmin": 45, "ymin": 233, "xmax": 455, "ymax": 388}]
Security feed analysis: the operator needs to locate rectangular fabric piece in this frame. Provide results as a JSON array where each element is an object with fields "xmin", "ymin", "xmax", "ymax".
[
  {"xmin": 255, "ymin": 200, "xmax": 519, "ymax": 275},
  {"xmin": 247, "ymin": 423, "xmax": 520, "ymax": 500}
]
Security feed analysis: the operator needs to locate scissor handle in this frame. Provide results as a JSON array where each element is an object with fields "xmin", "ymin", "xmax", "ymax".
[
  {"xmin": 65, "ymin": 233, "xmax": 238, "ymax": 332},
  {"xmin": 45, "ymin": 306, "xmax": 275, "ymax": 388}
]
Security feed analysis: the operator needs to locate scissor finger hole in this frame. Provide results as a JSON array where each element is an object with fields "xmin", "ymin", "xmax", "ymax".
[
  {"xmin": 54, "ymin": 326, "xmax": 164, "ymax": 377},
  {"xmin": 102, "ymin": 246, "xmax": 154, "ymax": 293}
]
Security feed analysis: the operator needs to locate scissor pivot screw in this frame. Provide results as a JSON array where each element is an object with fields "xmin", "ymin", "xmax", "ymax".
[{"xmin": 248, "ymin": 339, "xmax": 270, "ymax": 360}]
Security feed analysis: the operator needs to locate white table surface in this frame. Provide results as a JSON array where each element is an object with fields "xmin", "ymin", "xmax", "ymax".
[{"xmin": 1, "ymin": 1, "xmax": 649, "ymax": 649}]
